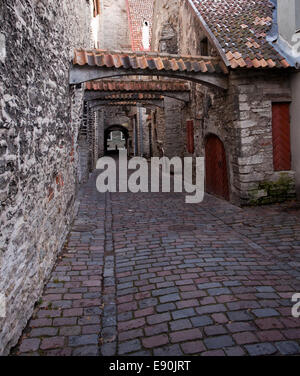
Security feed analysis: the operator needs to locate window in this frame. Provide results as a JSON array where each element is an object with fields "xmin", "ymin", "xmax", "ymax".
[
  {"xmin": 296, "ymin": 0, "xmax": 300, "ymax": 32},
  {"xmin": 272, "ymin": 103, "xmax": 291, "ymax": 171},
  {"xmin": 200, "ymin": 37, "xmax": 209, "ymax": 56}
]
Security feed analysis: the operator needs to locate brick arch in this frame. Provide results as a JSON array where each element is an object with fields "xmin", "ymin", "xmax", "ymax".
[
  {"xmin": 205, "ymin": 133, "xmax": 229, "ymax": 201},
  {"xmin": 70, "ymin": 50, "xmax": 229, "ymax": 90}
]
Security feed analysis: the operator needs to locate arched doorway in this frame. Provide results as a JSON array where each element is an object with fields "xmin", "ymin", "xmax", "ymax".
[
  {"xmin": 205, "ymin": 134, "xmax": 230, "ymax": 201},
  {"xmin": 104, "ymin": 125, "xmax": 129, "ymax": 155}
]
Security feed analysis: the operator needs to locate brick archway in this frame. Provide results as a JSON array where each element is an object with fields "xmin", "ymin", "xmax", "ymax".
[{"xmin": 205, "ymin": 134, "xmax": 229, "ymax": 201}]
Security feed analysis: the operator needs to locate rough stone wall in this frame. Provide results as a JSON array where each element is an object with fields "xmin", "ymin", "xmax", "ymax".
[
  {"xmin": 230, "ymin": 71, "xmax": 295, "ymax": 205},
  {"xmin": 188, "ymin": 81, "xmax": 238, "ymax": 201},
  {"xmin": 164, "ymin": 97, "xmax": 185, "ymax": 158},
  {"xmin": 151, "ymin": 108, "xmax": 166, "ymax": 157},
  {"xmin": 151, "ymin": 0, "xmax": 180, "ymax": 53},
  {"xmin": 0, "ymin": 0, "xmax": 92, "ymax": 355},
  {"xmin": 152, "ymin": 0, "xmax": 217, "ymax": 56},
  {"xmin": 178, "ymin": 0, "xmax": 218, "ymax": 56},
  {"xmin": 78, "ymin": 137, "xmax": 90, "ymax": 184}
]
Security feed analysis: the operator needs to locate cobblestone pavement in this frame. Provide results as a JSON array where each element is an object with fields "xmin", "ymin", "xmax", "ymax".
[{"xmin": 13, "ymin": 170, "xmax": 300, "ymax": 356}]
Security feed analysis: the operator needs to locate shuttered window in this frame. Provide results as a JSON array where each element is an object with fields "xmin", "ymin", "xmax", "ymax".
[{"xmin": 272, "ymin": 103, "xmax": 291, "ymax": 171}]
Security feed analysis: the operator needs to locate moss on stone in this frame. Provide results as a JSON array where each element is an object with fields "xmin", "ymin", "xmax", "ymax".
[{"xmin": 249, "ymin": 173, "xmax": 295, "ymax": 206}]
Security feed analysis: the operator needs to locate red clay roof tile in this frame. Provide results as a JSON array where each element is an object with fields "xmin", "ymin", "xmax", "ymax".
[
  {"xmin": 74, "ymin": 49, "xmax": 227, "ymax": 74},
  {"xmin": 190, "ymin": 0, "xmax": 290, "ymax": 69},
  {"xmin": 85, "ymin": 80, "xmax": 191, "ymax": 92}
]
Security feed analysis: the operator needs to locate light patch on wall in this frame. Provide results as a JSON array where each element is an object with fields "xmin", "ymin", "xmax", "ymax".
[
  {"xmin": 142, "ymin": 20, "xmax": 150, "ymax": 50},
  {"xmin": 90, "ymin": 1, "xmax": 100, "ymax": 48},
  {"xmin": 91, "ymin": 16, "xmax": 100, "ymax": 47},
  {"xmin": 0, "ymin": 33, "xmax": 6, "ymax": 63}
]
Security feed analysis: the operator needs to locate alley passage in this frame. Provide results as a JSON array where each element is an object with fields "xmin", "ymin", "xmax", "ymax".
[{"xmin": 14, "ymin": 170, "xmax": 300, "ymax": 356}]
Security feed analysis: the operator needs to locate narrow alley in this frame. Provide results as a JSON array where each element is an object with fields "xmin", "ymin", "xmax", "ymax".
[
  {"xmin": 14, "ymin": 169, "xmax": 300, "ymax": 356},
  {"xmin": 1, "ymin": 0, "xmax": 300, "ymax": 359}
]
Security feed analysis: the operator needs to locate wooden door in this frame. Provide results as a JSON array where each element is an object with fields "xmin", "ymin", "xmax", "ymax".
[
  {"xmin": 205, "ymin": 134, "xmax": 229, "ymax": 200},
  {"xmin": 272, "ymin": 103, "xmax": 291, "ymax": 171}
]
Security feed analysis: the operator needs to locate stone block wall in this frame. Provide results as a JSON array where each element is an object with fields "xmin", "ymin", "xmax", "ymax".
[
  {"xmin": 151, "ymin": 0, "xmax": 296, "ymax": 206},
  {"xmin": 230, "ymin": 71, "xmax": 295, "ymax": 205},
  {"xmin": 164, "ymin": 97, "xmax": 185, "ymax": 158},
  {"xmin": 0, "ymin": 0, "xmax": 92, "ymax": 355}
]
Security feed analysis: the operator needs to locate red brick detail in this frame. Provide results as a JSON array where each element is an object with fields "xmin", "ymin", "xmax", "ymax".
[
  {"xmin": 272, "ymin": 103, "xmax": 291, "ymax": 171},
  {"xmin": 126, "ymin": 0, "xmax": 154, "ymax": 51}
]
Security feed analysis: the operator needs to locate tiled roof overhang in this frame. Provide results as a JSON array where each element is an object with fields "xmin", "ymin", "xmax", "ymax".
[
  {"xmin": 94, "ymin": 93, "xmax": 163, "ymax": 100},
  {"xmin": 90, "ymin": 100, "xmax": 164, "ymax": 110},
  {"xmin": 70, "ymin": 50, "xmax": 229, "ymax": 89},
  {"xmin": 84, "ymin": 80, "xmax": 191, "ymax": 102},
  {"xmin": 188, "ymin": 0, "xmax": 291, "ymax": 69},
  {"xmin": 85, "ymin": 80, "xmax": 190, "ymax": 92}
]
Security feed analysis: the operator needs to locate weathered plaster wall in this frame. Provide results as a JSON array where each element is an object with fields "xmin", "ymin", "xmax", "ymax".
[
  {"xmin": 0, "ymin": 0, "xmax": 92, "ymax": 355},
  {"xmin": 152, "ymin": 0, "xmax": 180, "ymax": 53},
  {"xmin": 99, "ymin": 0, "xmax": 131, "ymax": 50}
]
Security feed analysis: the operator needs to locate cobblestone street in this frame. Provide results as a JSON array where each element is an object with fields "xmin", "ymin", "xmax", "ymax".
[{"xmin": 13, "ymin": 170, "xmax": 300, "ymax": 356}]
